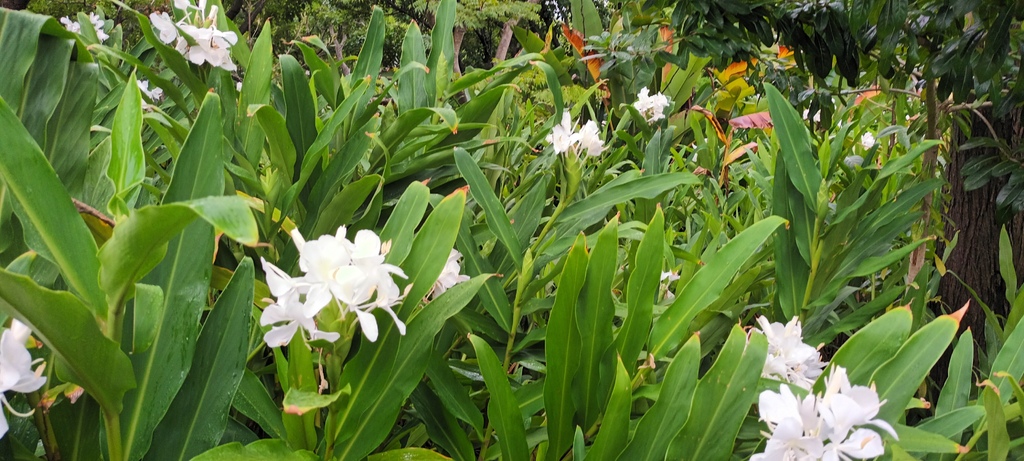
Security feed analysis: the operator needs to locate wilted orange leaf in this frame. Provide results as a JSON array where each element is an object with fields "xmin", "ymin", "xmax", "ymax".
[
  {"xmin": 690, "ymin": 105, "xmax": 728, "ymax": 144},
  {"xmin": 718, "ymin": 61, "xmax": 748, "ymax": 81},
  {"xmin": 729, "ymin": 111, "xmax": 773, "ymax": 129},
  {"xmin": 561, "ymin": 23, "xmax": 602, "ymax": 81},
  {"xmin": 854, "ymin": 87, "xmax": 882, "ymax": 105},
  {"xmin": 723, "ymin": 142, "xmax": 759, "ymax": 167}
]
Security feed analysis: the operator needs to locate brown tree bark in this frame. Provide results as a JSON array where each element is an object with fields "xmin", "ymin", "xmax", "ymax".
[
  {"xmin": 938, "ymin": 106, "xmax": 1024, "ymax": 342},
  {"xmin": 0, "ymin": 0, "xmax": 29, "ymax": 10},
  {"xmin": 225, "ymin": 0, "xmax": 244, "ymax": 19},
  {"xmin": 452, "ymin": 25, "xmax": 466, "ymax": 75},
  {"xmin": 494, "ymin": 0, "xmax": 539, "ymax": 62}
]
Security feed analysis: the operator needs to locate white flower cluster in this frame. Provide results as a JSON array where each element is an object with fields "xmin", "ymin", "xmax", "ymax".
[
  {"xmin": 753, "ymin": 366, "xmax": 897, "ymax": 461},
  {"xmin": 860, "ymin": 132, "xmax": 876, "ymax": 150},
  {"xmin": 137, "ymin": 79, "xmax": 164, "ymax": 102},
  {"xmin": 430, "ymin": 249, "xmax": 469, "ymax": 299},
  {"xmin": 0, "ymin": 321, "xmax": 47, "ymax": 439},
  {"xmin": 149, "ymin": 0, "xmax": 238, "ymax": 71},
  {"xmin": 60, "ymin": 12, "xmax": 108, "ymax": 42},
  {"xmin": 546, "ymin": 111, "xmax": 604, "ymax": 157},
  {"xmin": 755, "ymin": 316, "xmax": 827, "ymax": 390},
  {"xmin": 660, "ymin": 270, "xmax": 679, "ymax": 301},
  {"xmin": 633, "ymin": 87, "xmax": 670, "ymax": 123},
  {"xmin": 260, "ymin": 226, "xmax": 408, "ymax": 346}
]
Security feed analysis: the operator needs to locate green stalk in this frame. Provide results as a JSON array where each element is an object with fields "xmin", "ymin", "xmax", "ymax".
[
  {"xmin": 103, "ymin": 408, "xmax": 124, "ymax": 461},
  {"xmin": 533, "ymin": 155, "xmax": 581, "ymax": 249},
  {"xmin": 502, "ymin": 250, "xmax": 534, "ymax": 369},
  {"xmin": 801, "ymin": 215, "xmax": 825, "ymax": 311},
  {"xmin": 28, "ymin": 391, "xmax": 59, "ymax": 461}
]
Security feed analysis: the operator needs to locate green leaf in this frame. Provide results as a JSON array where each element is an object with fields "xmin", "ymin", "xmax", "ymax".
[
  {"xmin": 616, "ymin": 334, "xmax": 700, "ymax": 461},
  {"xmin": 765, "ymin": 84, "xmax": 821, "ymax": 209},
  {"xmin": 455, "ymin": 148, "xmax": 524, "ymax": 270},
  {"xmin": 132, "ymin": 284, "xmax": 163, "ymax": 353},
  {"xmin": 1001, "ymin": 226, "xmax": 1020, "ymax": 317},
  {"xmin": 0, "ymin": 269, "xmax": 135, "ymax": 414},
  {"xmin": 587, "ymin": 357, "xmax": 631, "ymax": 461},
  {"xmin": 0, "ymin": 10, "xmax": 64, "ymax": 104},
  {"xmin": 870, "ymin": 314, "xmax": 959, "ymax": 422},
  {"xmin": 395, "ymin": 189, "xmax": 467, "ymax": 316},
  {"xmin": 397, "ymin": 22, "xmax": 428, "ymax": 113},
  {"xmin": 308, "ymin": 174, "xmax": 382, "ymax": 238},
  {"xmin": 43, "ymin": 61, "xmax": 95, "ymax": 198},
  {"xmin": 649, "ymin": 217, "xmax": 785, "ymax": 358},
  {"xmin": 456, "ymin": 212, "xmax": 513, "ymax": 332},
  {"xmin": 470, "ymin": 335, "xmax": 529, "ymax": 461},
  {"xmin": 308, "ymin": 116, "xmax": 379, "ymax": 213},
  {"xmin": 569, "ymin": 0, "xmax": 603, "ymax": 40},
  {"xmin": 108, "ymin": 73, "xmax": 145, "ymax": 202},
  {"xmin": 916, "ymin": 406, "xmax": 985, "ymax": 439},
  {"xmin": 937, "ymin": 330, "xmax": 974, "ymax": 417},
  {"xmin": 191, "ymin": 440, "xmax": 318, "ymax": 461},
  {"xmin": 368, "ymin": 448, "xmax": 451, "ymax": 461},
  {"xmin": 232, "ymin": 371, "xmax": 287, "ymax": 440},
  {"xmin": 891, "ymin": 424, "xmax": 964, "ymax": 454},
  {"xmin": 825, "ymin": 308, "xmax": 912, "ymax": 388},
  {"xmin": 121, "ymin": 93, "xmax": 226, "ymax": 461},
  {"xmin": 283, "ymin": 386, "xmax": 350, "ymax": 416},
  {"xmin": 574, "ymin": 217, "xmax": 618, "ymax": 430},
  {"xmin": 281, "ymin": 54, "xmax": 316, "ymax": 177},
  {"xmin": 552, "ymin": 172, "xmax": 699, "ymax": 245},
  {"xmin": 616, "ymin": 208, "xmax": 664, "ymax": 373},
  {"xmin": 425, "ymin": 354, "xmax": 484, "ymax": 438},
  {"xmin": 380, "ymin": 182, "xmax": 431, "ymax": 266},
  {"xmin": 544, "ymin": 234, "xmax": 588, "ymax": 461},
  {"xmin": 990, "ymin": 311, "xmax": 1024, "ymax": 404},
  {"xmin": 411, "ymin": 382, "xmax": 475, "ymax": 461},
  {"xmin": 239, "ymin": 21, "xmax": 273, "ymax": 166},
  {"xmin": 426, "ymin": 0, "xmax": 456, "ymax": 102},
  {"xmin": 983, "ymin": 384, "xmax": 1009, "ymax": 461},
  {"xmin": 330, "ymin": 272, "xmax": 488, "ymax": 460},
  {"xmin": 147, "ymin": 258, "xmax": 255, "ymax": 460},
  {"xmin": 352, "ymin": 7, "xmax": 385, "ymax": 81},
  {"xmin": 49, "ymin": 396, "xmax": 101, "ymax": 461},
  {"xmin": 670, "ymin": 326, "xmax": 769, "ymax": 460},
  {"xmin": 98, "ymin": 197, "xmax": 257, "ymax": 314},
  {"xmin": 0, "ymin": 94, "xmax": 106, "ymax": 314},
  {"xmin": 251, "ymin": 104, "xmax": 296, "ymax": 181}
]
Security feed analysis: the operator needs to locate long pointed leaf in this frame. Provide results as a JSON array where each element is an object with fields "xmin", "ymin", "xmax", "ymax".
[
  {"xmin": 649, "ymin": 217, "xmax": 785, "ymax": 358},
  {"xmin": 0, "ymin": 95, "xmax": 106, "ymax": 315},
  {"xmin": 121, "ymin": 93, "xmax": 226, "ymax": 460},
  {"xmin": 470, "ymin": 335, "xmax": 529, "ymax": 461},
  {"xmin": 0, "ymin": 269, "xmax": 135, "ymax": 414},
  {"xmin": 147, "ymin": 258, "xmax": 254, "ymax": 460}
]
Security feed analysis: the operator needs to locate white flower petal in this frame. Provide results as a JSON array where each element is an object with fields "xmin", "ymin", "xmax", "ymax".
[{"xmin": 354, "ymin": 309, "xmax": 379, "ymax": 342}]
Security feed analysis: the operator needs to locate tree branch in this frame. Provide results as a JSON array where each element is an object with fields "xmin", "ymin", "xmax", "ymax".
[{"xmin": 226, "ymin": 0, "xmax": 244, "ymax": 19}]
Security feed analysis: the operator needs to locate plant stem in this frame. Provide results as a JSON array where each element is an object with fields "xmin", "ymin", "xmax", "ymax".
[
  {"xmin": 28, "ymin": 391, "xmax": 59, "ymax": 461},
  {"xmin": 801, "ymin": 216, "xmax": 824, "ymax": 311},
  {"xmin": 103, "ymin": 408, "xmax": 124, "ymax": 461},
  {"xmin": 477, "ymin": 421, "xmax": 494, "ymax": 461}
]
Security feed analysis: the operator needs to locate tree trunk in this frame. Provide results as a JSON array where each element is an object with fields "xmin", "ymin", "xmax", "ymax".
[
  {"xmin": 225, "ymin": 0, "xmax": 244, "ymax": 19},
  {"xmin": 452, "ymin": 25, "xmax": 466, "ymax": 75},
  {"xmin": 939, "ymin": 106, "xmax": 1024, "ymax": 343},
  {"xmin": 495, "ymin": 22, "xmax": 515, "ymax": 62},
  {"xmin": 494, "ymin": 0, "xmax": 539, "ymax": 62},
  {"xmin": 0, "ymin": 0, "xmax": 29, "ymax": 10}
]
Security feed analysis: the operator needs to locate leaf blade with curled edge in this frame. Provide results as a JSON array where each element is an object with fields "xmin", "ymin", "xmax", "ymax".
[{"xmin": 283, "ymin": 386, "xmax": 351, "ymax": 416}]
